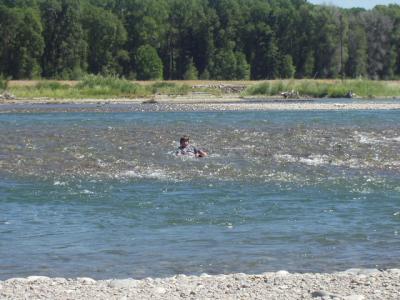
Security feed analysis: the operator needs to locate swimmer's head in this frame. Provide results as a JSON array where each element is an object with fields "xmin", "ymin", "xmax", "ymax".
[{"xmin": 180, "ymin": 135, "xmax": 190, "ymax": 147}]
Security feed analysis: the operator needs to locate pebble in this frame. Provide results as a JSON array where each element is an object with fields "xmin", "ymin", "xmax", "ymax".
[
  {"xmin": 77, "ymin": 277, "xmax": 97, "ymax": 284},
  {"xmin": 26, "ymin": 276, "xmax": 51, "ymax": 282},
  {"xmin": 108, "ymin": 279, "xmax": 139, "ymax": 289},
  {"xmin": 342, "ymin": 295, "xmax": 365, "ymax": 300},
  {"xmin": 153, "ymin": 287, "xmax": 166, "ymax": 294},
  {"xmin": 276, "ymin": 270, "xmax": 290, "ymax": 276}
]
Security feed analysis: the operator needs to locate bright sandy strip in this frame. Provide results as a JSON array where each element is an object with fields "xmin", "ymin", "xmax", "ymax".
[{"xmin": 1, "ymin": 269, "xmax": 399, "ymax": 300}]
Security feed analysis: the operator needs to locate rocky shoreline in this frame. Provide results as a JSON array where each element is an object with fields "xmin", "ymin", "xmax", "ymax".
[
  {"xmin": 1, "ymin": 96, "xmax": 400, "ymax": 114},
  {"xmin": 1, "ymin": 269, "xmax": 399, "ymax": 300}
]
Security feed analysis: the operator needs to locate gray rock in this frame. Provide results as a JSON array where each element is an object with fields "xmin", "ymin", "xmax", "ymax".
[
  {"xmin": 77, "ymin": 277, "xmax": 97, "ymax": 284},
  {"xmin": 312, "ymin": 290, "xmax": 330, "ymax": 297},
  {"xmin": 359, "ymin": 268, "xmax": 380, "ymax": 275},
  {"xmin": 276, "ymin": 270, "xmax": 290, "ymax": 276},
  {"xmin": 5, "ymin": 278, "xmax": 27, "ymax": 284},
  {"xmin": 342, "ymin": 295, "xmax": 365, "ymax": 300},
  {"xmin": 108, "ymin": 279, "xmax": 139, "ymax": 289},
  {"xmin": 26, "ymin": 276, "xmax": 51, "ymax": 282},
  {"xmin": 153, "ymin": 286, "xmax": 166, "ymax": 294},
  {"xmin": 311, "ymin": 290, "xmax": 339, "ymax": 298},
  {"xmin": 343, "ymin": 268, "xmax": 380, "ymax": 276},
  {"xmin": 343, "ymin": 268, "xmax": 363, "ymax": 275}
]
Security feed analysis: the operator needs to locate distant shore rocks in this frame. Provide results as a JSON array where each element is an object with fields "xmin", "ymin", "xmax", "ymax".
[
  {"xmin": 1, "ymin": 269, "xmax": 400, "ymax": 299},
  {"xmin": 192, "ymin": 84, "xmax": 247, "ymax": 93}
]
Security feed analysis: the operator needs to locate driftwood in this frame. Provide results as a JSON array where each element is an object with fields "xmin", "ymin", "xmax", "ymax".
[
  {"xmin": 192, "ymin": 84, "xmax": 246, "ymax": 93},
  {"xmin": 0, "ymin": 91, "xmax": 16, "ymax": 100},
  {"xmin": 142, "ymin": 98, "xmax": 158, "ymax": 104},
  {"xmin": 280, "ymin": 90, "xmax": 299, "ymax": 99},
  {"xmin": 345, "ymin": 91, "xmax": 356, "ymax": 98}
]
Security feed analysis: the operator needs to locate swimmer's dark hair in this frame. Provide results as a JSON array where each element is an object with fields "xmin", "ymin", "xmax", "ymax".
[{"xmin": 180, "ymin": 135, "xmax": 190, "ymax": 143}]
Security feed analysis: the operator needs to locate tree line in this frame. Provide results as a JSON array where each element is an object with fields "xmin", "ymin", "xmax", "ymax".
[{"xmin": 1, "ymin": 0, "xmax": 400, "ymax": 80}]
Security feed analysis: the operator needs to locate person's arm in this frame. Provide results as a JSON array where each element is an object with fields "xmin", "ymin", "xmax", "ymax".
[
  {"xmin": 175, "ymin": 147, "xmax": 182, "ymax": 156},
  {"xmin": 196, "ymin": 149, "xmax": 208, "ymax": 157}
]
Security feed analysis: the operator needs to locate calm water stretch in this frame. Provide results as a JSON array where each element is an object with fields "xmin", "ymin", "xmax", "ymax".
[{"xmin": 0, "ymin": 104, "xmax": 399, "ymax": 280}]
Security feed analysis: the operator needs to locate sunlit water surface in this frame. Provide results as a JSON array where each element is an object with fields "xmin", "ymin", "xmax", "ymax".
[{"xmin": 0, "ymin": 107, "xmax": 399, "ymax": 279}]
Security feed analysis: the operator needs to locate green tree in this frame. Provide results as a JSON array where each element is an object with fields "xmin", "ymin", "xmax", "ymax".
[
  {"xmin": 0, "ymin": 5, "xmax": 20, "ymax": 77},
  {"xmin": 0, "ymin": 5, "xmax": 44, "ymax": 78},
  {"xmin": 41, "ymin": 0, "xmax": 87, "ymax": 78},
  {"xmin": 312, "ymin": 6, "xmax": 346, "ymax": 78},
  {"xmin": 164, "ymin": 0, "xmax": 216, "ymax": 79},
  {"xmin": 135, "ymin": 44, "xmax": 163, "ymax": 80},
  {"xmin": 374, "ymin": 4, "xmax": 400, "ymax": 77},
  {"xmin": 82, "ymin": 5, "xmax": 127, "ymax": 75},
  {"xmin": 234, "ymin": 51, "xmax": 250, "ymax": 80},
  {"xmin": 208, "ymin": 47, "xmax": 236, "ymax": 79},
  {"xmin": 279, "ymin": 54, "xmax": 296, "ymax": 78},
  {"xmin": 346, "ymin": 15, "xmax": 368, "ymax": 78},
  {"xmin": 251, "ymin": 26, "xmax": 280, "ymax": 80},
  {"xmin": 183, "ymin": 57, "xmax": 199, "ymax": 80},
  {"xmin": 363, "ymin": 9, "xmax": 395, "ymax": 79},
  {"xmin": 303, "ymin": 51, "xmax": 315, "ymax": 78}
]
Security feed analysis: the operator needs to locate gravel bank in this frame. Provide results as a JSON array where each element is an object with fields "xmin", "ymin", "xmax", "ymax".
[
  {"xmin": 1, "ymin": 269, "xmax": 399, "ymax": 300},
  {"xmin": 1, "ymin": 101, "xmax": 400, "ymax": 114}
]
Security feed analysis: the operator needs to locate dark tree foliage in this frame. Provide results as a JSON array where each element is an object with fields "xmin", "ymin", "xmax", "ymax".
[
  {"xmin": 82, "ymin": 5, "xmax": 127, "ymax": 75},
  {"xmin": 1, "ymin": 0, "xmax": 400, "ymax": 79},
  {"xmin": 0, "ymin": 4, "xmax": 44, "ymax": 78},
  {"xmin": 40, "ymin": 0, "xmax": 87, "ymax": 79},
  {"xmin": 135, "ymin": 44, "xmax": 163, "ymax": 80}
]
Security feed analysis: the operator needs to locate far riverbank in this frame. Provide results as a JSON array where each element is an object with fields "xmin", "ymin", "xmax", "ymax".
[{"xmin": 2, "ymin": 77, "xmax": 400, "ymax": 100}]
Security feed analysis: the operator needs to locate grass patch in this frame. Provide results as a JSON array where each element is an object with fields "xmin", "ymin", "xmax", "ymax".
[
  {"xmin": 243, "ymin": 81, "xmax": 293, "ymax": 96},
  {"xmin": 10, "ymin": 75, "xmax": 150, "ymax": 99},
  {"xmin": 10, "ymin": 76, "xmax": 194, "ymax": 99},
  {"xmin": 243, "ymin": 80, "xmax": 400, "ymax": 98},
  {"xmin": 148, "ymin": 82, "xmax": 190, "ymax": 95},
  {"xmin": 8, "ymin": 77, "xmax": 400, "ymax": 99}
]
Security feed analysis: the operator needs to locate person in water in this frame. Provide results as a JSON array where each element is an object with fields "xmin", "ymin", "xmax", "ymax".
[{"xmin": 176, "ymin": 136, "xmax": 208, "ymax": 157}]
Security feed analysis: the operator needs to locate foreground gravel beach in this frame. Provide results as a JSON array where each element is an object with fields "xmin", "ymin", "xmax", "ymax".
[{"xmin": 1, "ymin": 269, "xmax": 399, "ymax": 300}]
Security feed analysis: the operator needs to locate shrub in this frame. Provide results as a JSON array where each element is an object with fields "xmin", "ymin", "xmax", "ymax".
[{"xmin": 35, "ymin": 81, "xmax": 70, "ymax": 90}]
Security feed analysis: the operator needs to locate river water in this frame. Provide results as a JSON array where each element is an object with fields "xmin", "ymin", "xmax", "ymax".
[{"xmin": 0, "ymin": 104, "xmax": 399, "ymax": 279}]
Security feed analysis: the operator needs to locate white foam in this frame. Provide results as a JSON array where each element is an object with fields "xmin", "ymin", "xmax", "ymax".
[
  {"xmin": 96, "ymin": 159, "xmax": 108, "ymax": 167},
  {"xmin": 118, "ymin": 168, "xmax": 172, "ymax": 180},
  {"xmin": 356, "ymin": 133, "xmax": 382, "ymax": 144},
  {"xmin": 81, "ymin": 189, "xmax": 94, "ymax": 194},
  {"xmin": 274, "ymin": 154, "xmax": 330, "ymax": 166},
  {"xmin": 273, "ymin": 154, "xmax": 297, "ymax": 163},
  {"xmin": 53, "ymin": 181, "xmax": 66, "ymax": 186},
  {"xmin": 299, "ymin": 155, "xmax": 329, "ymax": 166}
]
